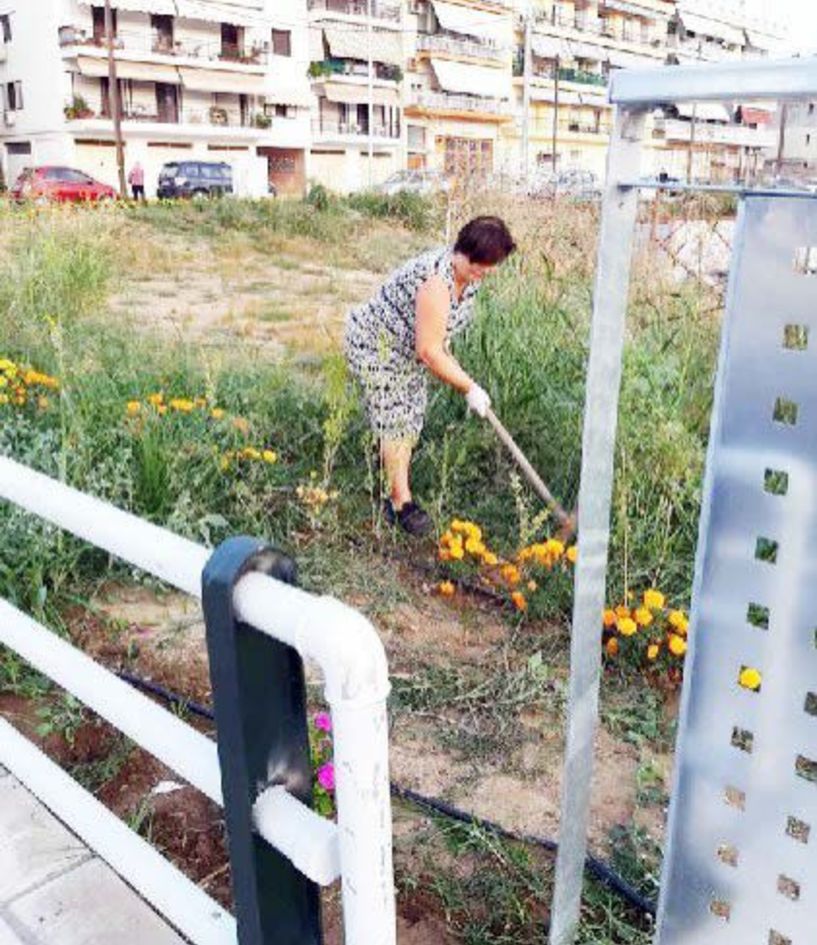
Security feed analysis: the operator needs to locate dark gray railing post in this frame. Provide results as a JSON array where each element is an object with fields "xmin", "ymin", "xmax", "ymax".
[{"xmin": 201, "ymin": 536, "xmax": 322, "ymax": 945}]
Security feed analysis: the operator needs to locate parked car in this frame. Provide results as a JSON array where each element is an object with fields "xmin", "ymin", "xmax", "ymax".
[
  {"xmin": 374, "ymin": 169, "xmax": 450, "ymax": 197},
  {"xmin": 530, "ymin": 168, "xmax": 601, "ymax": 202},
  {"xmin": 10, "ymin": 166, "xmax": 117, "ymax": 203},
  {"xmin": 157, "ymin": 161, "xmax": 233, "ymax": 199}
]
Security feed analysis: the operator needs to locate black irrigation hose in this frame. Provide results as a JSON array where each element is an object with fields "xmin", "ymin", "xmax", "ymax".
[{"xmin": 116, "ymin": 669, "xmax": 657, "ymax": 919}]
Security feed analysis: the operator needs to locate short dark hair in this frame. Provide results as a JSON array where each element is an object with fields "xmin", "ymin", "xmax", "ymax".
[{"xmin": 454, "ymin": 216, "xmax": 516, "ymax": 265}]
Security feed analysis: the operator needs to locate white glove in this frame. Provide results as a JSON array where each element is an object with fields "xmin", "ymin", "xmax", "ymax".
[{"xmin": 465, "ymin": 382, "xmax": 491, "ymax": 419}]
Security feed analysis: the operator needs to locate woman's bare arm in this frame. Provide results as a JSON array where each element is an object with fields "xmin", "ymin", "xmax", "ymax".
[{"xmin": 415, "ymin": 275, "xmax": 474, "ymax": 393}]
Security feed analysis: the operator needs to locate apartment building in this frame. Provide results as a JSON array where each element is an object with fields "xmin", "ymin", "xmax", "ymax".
[
  {"xmin": 307, "ymin": 0, "xmax": 405, "ymax": 191},
  {"xmin": 0, "ymin": 1, "xmax": 313, "ymax": 196},
  {"xmin": 506, "ymin": 0, "xmax": 672, "ymax": 179},
  {"xmin": 404, "ymin": 0, "xmax": 515, "ymax": 180}
]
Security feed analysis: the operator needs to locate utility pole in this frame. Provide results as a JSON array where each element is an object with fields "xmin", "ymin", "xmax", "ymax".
[
  {"xmin": 367, "ymin": 0, "xmax": 374, "ymax": 188},
  {"xmin": 552, "ymin": 54, "xmax": 560, "ymax": 175},
  {"xmin": 776, "ymin": 102, "xmax": 788, "ymax": 178},
  {"xmin": 105, "ymin": 0, "xmax": 126, "ymax": 198},
  {"xmin": 521, "ymin": 3, "xmax": 532, "ymax": 186},
  {"xmin": 686, "ymin": 102, "xmax": 696, "ymax": 183}
]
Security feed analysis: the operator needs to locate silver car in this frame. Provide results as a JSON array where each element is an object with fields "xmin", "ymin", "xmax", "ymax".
[{"xmin": 374, "ymin": 169, "xmax": 450, "ymax": 196}]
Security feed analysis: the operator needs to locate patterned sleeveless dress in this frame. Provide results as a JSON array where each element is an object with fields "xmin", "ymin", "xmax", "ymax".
[{"xmin": 343, "ymin": 246, "xmax": 479, "ymax": 442}]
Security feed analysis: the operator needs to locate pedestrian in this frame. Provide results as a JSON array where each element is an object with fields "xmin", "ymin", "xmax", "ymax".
[
  {"xmin": 344, "ymin": 215, "xmax": 516, "ymax": 536},
  {"xmin": 128, "ymin": 161, "xmax": 145, "ymax": 201}
]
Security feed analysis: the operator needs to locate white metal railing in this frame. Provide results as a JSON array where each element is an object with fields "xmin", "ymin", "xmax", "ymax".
[
  {"xmin": 0, "ymin": 455, "xmax": 395, "ymax": 945},
  {"xmin": 416, "ymin": 32, "xmax": 507, "ymax": 63},
  {"xmin": 311, "ymin": 118, "xmax": 400, "ymax": 139},
  {"xmin": 653, "ymin": 115, "xmax": 777, "ymax": 147},
  {"xmin": 307, "ymin": 0, "xmax": 401, "ymax": 22},
  {"xmin": 58, "ymin": 26, "xmax": 269, "ymax": 67},
  {"xmin": 410, "ymin": 90, "xmax": 512, "ymax": 115}
]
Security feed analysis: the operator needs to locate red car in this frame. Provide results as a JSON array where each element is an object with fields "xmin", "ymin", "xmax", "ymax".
[{"xmin": 11, "ymin": 166, "xmax": 117, "ymax": 203}]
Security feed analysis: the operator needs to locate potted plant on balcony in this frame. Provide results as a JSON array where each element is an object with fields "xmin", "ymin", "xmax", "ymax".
[
  {"xmin": 64, "ymin": 95, "xmax": 94, "ymax": 120},
  {"xmin": 209, "ymin": 105, "xmax": 229, "ymax": 126},
  {"xmin": 252, "ymin": 113, "xmax": 272, "ymax": 129}
]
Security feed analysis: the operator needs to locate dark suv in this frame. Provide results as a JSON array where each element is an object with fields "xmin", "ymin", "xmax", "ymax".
[{"xmin": 157, "ymin": 161, "xmax": 233, "ymax": 199}]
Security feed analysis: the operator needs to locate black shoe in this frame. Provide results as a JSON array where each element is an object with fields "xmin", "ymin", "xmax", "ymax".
[{"xmin": 384, "ymin": 499, "xmax": 432, "ymax": 537}]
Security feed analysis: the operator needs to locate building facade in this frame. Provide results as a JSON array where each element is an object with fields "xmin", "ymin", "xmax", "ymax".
[{"xmin": 0, "ymin": 0, "xmax": 313, "ymax": 196}]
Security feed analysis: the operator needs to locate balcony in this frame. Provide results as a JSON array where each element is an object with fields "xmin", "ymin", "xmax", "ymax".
[
  {"xmin": 652, "ymin": 117, "xmax": 777, "ymax": 148},
  {"xmin": 533, "ymin": 9, "xmax": 664, "ymax": 52},
  {"xmin": 58, "ymin": 26, "xmax": 269, "ymax": 69},
  {"xmin": 307, "ymin": 0, "xmax": 400, "ymax": 23},
  {"xmin": 416, "ymin": 33, "xmax": 506, "ymax": 64},
  {"xmin": 407, "ymin": 90, "xmax": 512, "ymax": 119},
  {"xmin": 64, "ymin": 106, "xmax": 276, "ymax": 137},
  {"xmin": 311, "ymin": 118, "xmax": 400, "ymax": 142},
  {"xmin": 308, "ymin": 58, "xmax": 402, "ymax": 82}
]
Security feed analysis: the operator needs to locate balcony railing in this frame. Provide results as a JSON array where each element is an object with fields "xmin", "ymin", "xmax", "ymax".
[
  {"xmin": 409, "ymin": 90, "xmax": 512, "ymax": 116},
  {"xmin": 653, "ymin": 116, "xmax": 777, "ymax": 147},
  {"xmin": 309, "ymin": 58, "xmax": 402, "ymax": 81},
  {"xmin": 58, "ymin": 25, "xmax": 269, "ymax": 65},
  {"xmin": 311, "ymin": 118, "xmax": 400, "ymax": 138},
  {"xmin": 307, "ymin": 0, "xmax": 401, "ymax": 22},
  {"xmin": 533, "ymin": 9, "xmax": 661, "ymax": 48},
  {"xmin": 416, "ymin": 33, "xmax": 506, "ymax": 63},
  {"xmin": 69, "ymin": 106, "xmax": 271, "ymax": 130}
]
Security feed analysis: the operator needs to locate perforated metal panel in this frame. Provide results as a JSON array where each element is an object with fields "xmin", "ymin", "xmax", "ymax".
[{"xmin": 655, "ymin": 196, "xmax": 817, "ymax": 945}]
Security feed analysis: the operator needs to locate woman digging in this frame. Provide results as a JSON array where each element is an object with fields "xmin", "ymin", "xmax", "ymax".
[{"xmin": 344, "ymin": 215, "xmax": 516, "ymax": 537}]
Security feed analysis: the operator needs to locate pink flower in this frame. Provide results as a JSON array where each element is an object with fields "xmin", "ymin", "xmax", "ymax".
[
  {"xmin": 313, "ymin": 711, "xmax": 332, "ymax": 733},
  {"xmin": 317, "ymin": 762, "xmax": 335, "ymax": 792}
]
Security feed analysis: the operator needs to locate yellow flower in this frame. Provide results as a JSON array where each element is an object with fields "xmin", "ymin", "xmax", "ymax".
[
  {"xmin": 464, "ymin": 523, "xmax": 482, "ymax": 542},
  {"xmin": 602, "ymin": 609, "xmax": 617, "ymax": 629},
  {"xmin": 438, "ymin": 580, "xmax": 455, "ymax": 597},
  {"xmin": 169, "ymin": 398, "xmax": 194, "ymax": 413},
  {"xmin": 148, "ymin": 392, "xmax": 164, "ymax": 407},
  {"xmin": 0, "ymin": 358, "xmax": 15, "ymax": 373},
  {"xmin": 605, "ymin": 637, "xmax": 619, "ymax": 657},
  {"xmin": 464, "ymin": 537, "xmax": 485, "ymax": 556},
  {"xmin": 157, "ymin": 404, "xmax": 168, "ymax": 415},
  {"xmin": 194, "ymin": 397, "xmax": 207, "ymax": 408},
  {"xmin": 126, "ymin": 400, "xmax": 141, "ymax": 416},
  {"xmin": 37, "ymin": 396, "xmax": 49, "ymax": 411},
  {"xmin": 219, "ymin": 453, "xmax": 232, "ymax": 472},
  {"xmin": 647, "ymin": 643, "xmax": 660, "ymax": 661},
  {"xmin": 617, "ymin": 617, "xmax": 638, "ymax": 637},
  {"xmin": 511, "ymin": 590, "xmax": 527, "ymax": 612},
  {"xmin": 262, "ymin": 449, "xmax": 277, "ymax": 464},
  {"xmin": 668, "ymin": 635, "xmax": 688, "ymax": 657},
  {"xmin": 449, "ymin": 541, "xmax": 465, "ymax": 561},
  {"xmin": 439, "ymin": 531, "xmax": 454, "ymax": 548},
  {"xmin": 668, "ymin": 610, "xmax": 689, "ymax": 634},
  {"xmin": 615, "ymin": 605, "xmax": 631, "ymax": 619},
  {"xmin": 634, "ymin": 607, "xmax": 654, "ymax": 628},
  {"xmin": 545, "ymin": 538, "xmax": 565, "ymax": 559},
  {"xmin": 450, "ymin": 519, "xmax": 467, "ymax": 534},
  {"xmin": 242, "ymin": 447, "xmax": 262, "ymax": 461},
  {"xmin": 438, "ymin": 549, "xmax": 452, "ymax": 562},
  {"xmin": 643, "ymin": 589, "xmax": 665, "ymax": 610},
  {"xmin": 482, "ymin": 551, "xmax": 499, "ymax": 566},
  {"xmin": 500, "ymin": 563, "xmax": 521, "ymax": 586},
  {"xmin": 566, "ymin": 545, "xmax": 578, "ymax": 564},
  {"xmin": 739, "ymin": 666, "xmax": 761, "ymax": 691},
  {"xmin": 210, "ymin": 407, "xmax": 225, "ymax": 420}
]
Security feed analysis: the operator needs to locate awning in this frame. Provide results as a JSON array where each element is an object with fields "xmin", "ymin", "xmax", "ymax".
[
  {"xmin": 531, "ymin": 35, "xmax": 569, "ymax": 60},
  {"xmin": 740, "ymin": 106, "xmax": 774, "ymax": 125},
  {"xmin": 430, "ymin": 58, "xmax": 510, "ymax": 99},
  {"xmin": 676, "ymin": 102, "xmax": 732, "ymax": 122},
  {"xmin": 76, "ymin": 55, "xmax": 181, "ymax": 83},
  {"xmin": 309, "ymin": 27, "xmax": 325, "ymax": 61},
  {"xmin": 430, "ymin": 0, "xmax": 505, "ymax": 43},
  {"xmin": 175, "ymin": 0, "xmax": 268, "ymax": 27},
  {"xmin": 600, "ymin": 0, "xmax": 666, "ymax": 17},
  {"xmin": 79, "ymin": 0, "xmax": 176, "ymax": 13},
  {"xmin": 265, "ymin": 83, "xmax": 313, "ymax": 107},
  {"xmin": 605, "ymin": 49, "xmax": 654, "ymax": 68},
  {"xmin": 679, "ymin": 12, "xmax": 744, "ymax": 46},
  {"xmin": 323, "ymin": 25, "xmax": 403, "ymax": 65},
  {"xmin": 322, "ymin": 81, "xmax": 400, "ymax": 107},
  {"xmin": 178, "ymin": 67, "xmax": 265, "ymax": 94},
  {"xmin": 529, "ymin": 88, "xmax": 586, "ymax": 106}
]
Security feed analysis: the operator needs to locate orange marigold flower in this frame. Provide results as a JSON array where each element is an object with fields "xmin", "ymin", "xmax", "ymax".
[
  {"xmin": 438, "ymin": 549, "xmax": 452, "ymax": 562},
  {"xmin": 481, "ymin": 551, "xmax": 499, "ymax": 567},
  {"xmin": 668, "ymin": 635, "xmax": 688, "ymax": 658},
  {"xmin": 669, "ymin": 610, "xmax": 689, "ymax": 634},
  {"xmin": 603, "ymin": 609, "xmax": 617, "ymax": 629},
  {"xmin": 500, "ymin": 564, "xmax": 521, "ymax": 586},
  {"xmin": 617, "ymin": 617, "xmax": 638, "ymax": 637},
  {"xmin": 511, "ymin": 590, "xmax": 527, "ymax": 612},
  {"xmin": 634, "ymin": 607, "xmax": 654, "ymax": 628},
  {"xmin": 615, "ymin": 605, "xmax": 631, "ymax": 619},
  {"xmin": 605, "ymin": 637, "xmax": 619, "ymax": 657},
  {"xmin": 438, "ymin": 581, "xmax": 455, "ymax": 597}
]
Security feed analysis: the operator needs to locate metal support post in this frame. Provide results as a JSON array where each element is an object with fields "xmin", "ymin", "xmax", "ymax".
[
  {"xmin": 548, "ymin": 105, "xmax": 647, "ymax": 945},
  {"xmin": 202, "ymin": 537, "xmax": 322, "ymax": 945}
]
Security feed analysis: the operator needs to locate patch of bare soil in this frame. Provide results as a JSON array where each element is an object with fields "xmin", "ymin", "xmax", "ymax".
[{"xmin": 110, "ymin": 230, "xmax": 381, "ymax": 355}]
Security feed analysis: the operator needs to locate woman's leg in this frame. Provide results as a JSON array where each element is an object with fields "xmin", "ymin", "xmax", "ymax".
[{"xmin": 381, "ymin": 438, "xmax": 414, "ymax": 508}]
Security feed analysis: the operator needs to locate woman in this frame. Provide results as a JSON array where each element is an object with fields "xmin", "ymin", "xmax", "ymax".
[{"xmin": 344, "ymin": 215, "xmax": 516, "ymax": 536}]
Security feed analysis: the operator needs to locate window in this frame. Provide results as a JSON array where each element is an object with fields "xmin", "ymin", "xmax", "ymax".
[
  {"xmin": 274, "ymin": 104, "xmax": 295, "ymax": 119},
  {"xmin": 91, "ymin": 5, "xmax": 115, "ymax": 43},
  {"xmin": 271, "ymin": 29, "xmax": 291, "ymax": 57},
  {"xmin": 6, "ymin": 141, "xmax": 31, "ymax": 155},
  {"xmin": 810, "ymin": 103, "xmax": 815, "ymax": 115},
  {"xmin": 5, "ymin": 81, "xmax": 23, "ymax": 111},
  {"xmin": 1, "ymin": 14, "xmax": 11, "ymax": 43}
]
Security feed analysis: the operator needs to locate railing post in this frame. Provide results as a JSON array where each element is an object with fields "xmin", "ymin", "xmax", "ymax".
[{"xmin": 202, "ymin": 537, "xmax": 322, "ymax": 945}]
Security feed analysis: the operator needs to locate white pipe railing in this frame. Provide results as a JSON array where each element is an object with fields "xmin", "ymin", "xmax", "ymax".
[{"xmin": 0, "ymin": 455, "xmax": 395, "ymax": 945}]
